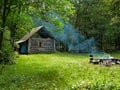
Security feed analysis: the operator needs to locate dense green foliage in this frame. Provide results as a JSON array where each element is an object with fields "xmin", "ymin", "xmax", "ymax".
[
  {"xmin": 0, "ymin": 52, "xmax": 120, "ymax": 89},
  {"xmin": 1, "ymin": 30, "xmax": 16, "ymax": 64},
  {"xmin": 71, "ymin": 0, "xmax": 120, "ymax": 50},
  {"xmin": 0, "ymin": 0, "xmax": 120, "ymax": 89},
  {"xmin": 0, "ymin": 0, "xmax": 120, "ymax": 63},
  {"xmin": 0, "ymin": 0, "xmax": 74, "ymax": 63}
]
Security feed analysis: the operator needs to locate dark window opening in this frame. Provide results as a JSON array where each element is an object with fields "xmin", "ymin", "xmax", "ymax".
[{"xmin": 39, "ymin": 42, "xmax": 42, "ymax": 47}]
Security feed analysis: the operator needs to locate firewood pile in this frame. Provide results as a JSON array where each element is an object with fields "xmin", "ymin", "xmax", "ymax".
[{"xmin": 89, "ymin": 54, "xmax": 120, "ymax": 66}]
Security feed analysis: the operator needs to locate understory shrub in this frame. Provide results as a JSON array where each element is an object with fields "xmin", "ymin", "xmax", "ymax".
[
  {"xmin": 1, "ymin": 44, "xmax": 16, "ymax": 64},
  {"xmin": 0, "ymin": 30, "xmax": 16, "ymax": 64}
]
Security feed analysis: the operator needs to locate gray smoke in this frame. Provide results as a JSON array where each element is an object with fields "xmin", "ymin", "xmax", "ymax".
[{"xmin": 33, "ymin": 14, "xmax": 97, "ymax": 53}]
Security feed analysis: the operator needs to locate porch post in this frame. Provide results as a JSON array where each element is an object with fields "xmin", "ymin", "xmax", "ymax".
[
  {"xmin": 28, "ymin": 38, "xmax": 31, "ymax": 53},
  {"xmin": 53, "ymin": 39, "xmax": 56, "ymax": 52}
]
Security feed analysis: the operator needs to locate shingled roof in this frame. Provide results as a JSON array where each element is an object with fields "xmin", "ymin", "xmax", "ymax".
[{"xmin": 16, "ymin": 26, "xmax": 55, "ymax": 44}]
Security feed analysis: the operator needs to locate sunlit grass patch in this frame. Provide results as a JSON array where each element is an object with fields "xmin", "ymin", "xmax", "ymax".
[{"xmin": 0, "ymin": 52, "xmax": 120, "ymax": 89}]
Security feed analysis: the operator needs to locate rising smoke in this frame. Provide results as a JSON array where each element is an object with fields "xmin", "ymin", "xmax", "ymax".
[{"xmin": 33, "ymin": 13, "xmax": 97, "ymax": 53}]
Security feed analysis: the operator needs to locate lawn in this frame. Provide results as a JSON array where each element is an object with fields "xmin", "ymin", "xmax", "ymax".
[{"xmin": 0, "ymin": 52, "xmax": 120, "ymax": 90}]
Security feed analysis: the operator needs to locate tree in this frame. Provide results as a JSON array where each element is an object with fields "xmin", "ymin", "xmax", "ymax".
[
  {"xmin": 0, "ymin": 0, "xmax": 10, "ymax": 50},
  {"xmin": 0, "ymin": 0, "xmax": 33, "ymax": 63},
  {"xmin": 0, "ymin": 0, "xmax": 75, "ymax": 63},
  {"xmin": 110, "ymin": 0, "xmax": 120, "ymax": 49},
  {"xmin": 29, "ymin": 0, "xmax": 75, "ymax": 29},
  {"xmin": 70, "ymin": 0, "xmax": 116, "ymax": 51}
]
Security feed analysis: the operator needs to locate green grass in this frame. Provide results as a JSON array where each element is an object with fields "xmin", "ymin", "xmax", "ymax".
[{"xmin": 0, "ymin": 52, "xmax": 120, "ymax": 90}]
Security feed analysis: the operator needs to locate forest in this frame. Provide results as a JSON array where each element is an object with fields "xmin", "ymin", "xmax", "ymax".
[
  {"xmin": 1, "ymin": 0, "xmax": 120, "ymax": 89},
  {"xmin": 0, "ymin": 0, "xmax": 120, "ymax": 63}
]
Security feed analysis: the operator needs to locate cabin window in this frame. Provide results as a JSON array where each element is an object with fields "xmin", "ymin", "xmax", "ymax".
[{"xmin": 39, "ymin": 42, "xmax": 42, "ymax": 47}]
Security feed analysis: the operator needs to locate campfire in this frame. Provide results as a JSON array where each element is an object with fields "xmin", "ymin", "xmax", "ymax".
[{"xmin": 89, "ymin": 54, "xmax": 120, "ymax": 66}]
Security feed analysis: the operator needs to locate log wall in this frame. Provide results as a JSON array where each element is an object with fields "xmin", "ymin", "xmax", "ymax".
[{"xmin": 28, "ymin": 38, "xmax": 55, "ymax": 53}]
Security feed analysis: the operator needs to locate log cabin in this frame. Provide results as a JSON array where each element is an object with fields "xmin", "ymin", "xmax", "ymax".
[{"xmin": 16, "ymin": 26, "xmax": 56, "ymax": 54}]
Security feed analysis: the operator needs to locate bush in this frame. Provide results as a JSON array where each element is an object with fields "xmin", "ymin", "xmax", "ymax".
[
  {"xmin": 0, "ymin": 30, "xmax": 16, "ymax": 64},
  {"xmin": 1, "ymin": 44, "xmax": 16, "ymax": 64}
]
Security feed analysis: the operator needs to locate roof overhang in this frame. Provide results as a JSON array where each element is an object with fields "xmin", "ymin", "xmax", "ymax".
[{"xmin": 16, "ymin": 26, "xmax": 44, "ymax": 44}]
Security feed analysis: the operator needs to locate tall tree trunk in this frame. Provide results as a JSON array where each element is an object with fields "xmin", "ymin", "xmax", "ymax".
[
  {"xmin": 0, "ymin": 0, "xmax": 8, "ymax": 50},
  {"xmin": 117, "ymin": 35, "xmax": 120, "ymax": 50},
  {"xmin": 75, "ymin": 0, "xmax": 81, "ymax": 31},
  {"xmin": 10, "ymin": 24, "xmax": 16, "ymax": 48},
  {"xmin": 10, "ymin": 3, "xmax": 21, "ymax": 48}
]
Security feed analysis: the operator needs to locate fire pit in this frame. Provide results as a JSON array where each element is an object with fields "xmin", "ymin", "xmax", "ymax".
[{"xmin": 89, "ymin": 54, "xmax": 120, "ymax": 66}]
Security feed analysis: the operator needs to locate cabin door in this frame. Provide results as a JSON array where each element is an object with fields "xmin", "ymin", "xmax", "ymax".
[{"xmin": 20, "ymin": 42, "xmax": 28, "ymax": 54}]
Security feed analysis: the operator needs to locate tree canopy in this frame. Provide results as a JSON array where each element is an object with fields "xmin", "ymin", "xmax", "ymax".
[{"xmin": 0, "ymin": 0, "xmax": 120, "ymax": 63}]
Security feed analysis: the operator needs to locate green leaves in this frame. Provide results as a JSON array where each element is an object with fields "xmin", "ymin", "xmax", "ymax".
[
  {"xmin": 111, "ymin": 16, "xmax": 120, "ymax": 25},
  {"xmin": 31, "ymin": 0, "xmax": 75, "ymax": 22},
  {"xmin": 110, "ymin": 0, "xmax": 120, "ymax": 24}
]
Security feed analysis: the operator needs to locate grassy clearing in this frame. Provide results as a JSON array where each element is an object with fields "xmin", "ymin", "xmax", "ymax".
[{"xmin": 0, "ymin": 52, "xmax": 120, "ymax": 90}]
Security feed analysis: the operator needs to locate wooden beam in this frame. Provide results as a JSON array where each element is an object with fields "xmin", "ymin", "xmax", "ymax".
[{"xmin": 53, "ymin": 39, "xmax": 56, "ymax": 52}]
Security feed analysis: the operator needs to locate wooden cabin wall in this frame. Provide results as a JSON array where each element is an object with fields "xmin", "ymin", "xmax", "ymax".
[{"xmin": 28, "ymin": 38, "xmax": 55, "ymax": 53}]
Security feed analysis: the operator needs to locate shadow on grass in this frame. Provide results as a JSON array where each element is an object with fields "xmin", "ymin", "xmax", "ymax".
[{"xmin": 0, "ymin": 65, "xmax": 67, "ymax": 89}]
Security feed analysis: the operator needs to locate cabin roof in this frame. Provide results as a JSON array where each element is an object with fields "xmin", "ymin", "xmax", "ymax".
[{"xmin": 16, "ymin": 26, "xmax": 55, "ymax": 44}]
